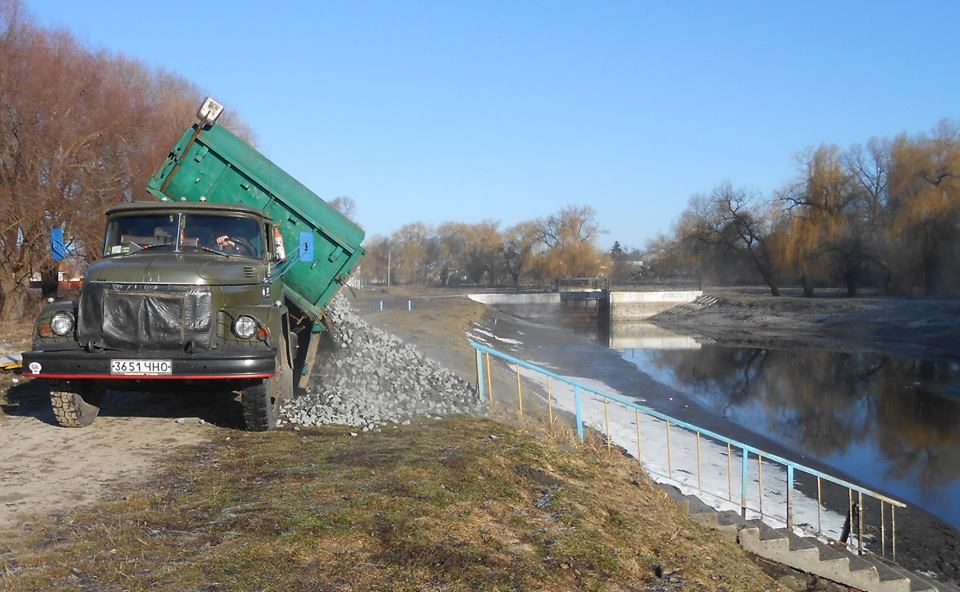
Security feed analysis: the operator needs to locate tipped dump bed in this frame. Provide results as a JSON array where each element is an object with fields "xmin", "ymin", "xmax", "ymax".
[{"xmin": 146, "ymin": 123, "xmax": 365, "ymax": 323}]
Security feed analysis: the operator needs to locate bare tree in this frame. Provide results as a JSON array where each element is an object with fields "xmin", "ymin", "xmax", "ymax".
[
  {"xmin": 0, "ymin": 0, "xmax": 251, "ymax": 318},
  {"xmin": 502, "ymin": 220, "xmax": 541, "ymax": 286},
  {"xmin": 674, "ymin": 184, "xmax": 781, "ymax": 295},
  {"xmin": 537, "ymin": 205, "xmax": 604, "ymax": 278},
  {"xmin": 329, "ymin": 195, "xmax": 357, "ymax": 221},
  {"xmin": 390, "ymin": 222, "xmax": 431, "ymax": 284},
  {"xmin": 714, "ymin": 184, "xmax": 781, "ymax": 296}
]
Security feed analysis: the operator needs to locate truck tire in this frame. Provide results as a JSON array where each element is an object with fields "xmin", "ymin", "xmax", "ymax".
[
  {"xmin": 50, "ymin": 388, "xmax": 104, "ymax": 428},
  {"xmin": 242, "ymin": 345, "xmax": 291, "ymax": 431},
  {"xmin": 242, "ymin": 380, "xmax": 279, "ymax": 431}
]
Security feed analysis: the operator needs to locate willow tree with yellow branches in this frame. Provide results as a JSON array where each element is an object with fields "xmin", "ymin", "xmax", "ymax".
[{"xmin": 886, "ymin": 121, "xmax": 960, "ymax": 295}]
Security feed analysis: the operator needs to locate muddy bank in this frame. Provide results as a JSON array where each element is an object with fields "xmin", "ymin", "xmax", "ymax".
[{"xmin": 652, "ymin": 291, "xmax": 960, "ymax": 361}]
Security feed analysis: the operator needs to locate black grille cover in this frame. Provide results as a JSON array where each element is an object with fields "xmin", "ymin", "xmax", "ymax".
[{"xmin": 78, "ymin": 283, "xmax": 213, "ymax": 352}]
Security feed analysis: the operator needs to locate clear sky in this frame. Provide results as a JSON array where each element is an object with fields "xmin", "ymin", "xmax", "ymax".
[{"xmin": 25, "ymin": 0, "xmax": 960, "ymax": 250}]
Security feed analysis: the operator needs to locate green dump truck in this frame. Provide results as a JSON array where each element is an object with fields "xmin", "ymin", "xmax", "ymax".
[{"xmin": 22, "ymin": 98, "xmax": 365, "ymax": 431}]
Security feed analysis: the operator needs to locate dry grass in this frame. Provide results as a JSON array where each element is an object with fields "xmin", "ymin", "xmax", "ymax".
[{"xmin": 0, "ymin": 416, "xmax": 785, "ymax": 591}]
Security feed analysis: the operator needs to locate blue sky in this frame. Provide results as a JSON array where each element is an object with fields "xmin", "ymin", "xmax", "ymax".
[{"xmin": 27, "ymin": 1, "xmax": 960, "ymax": 250}]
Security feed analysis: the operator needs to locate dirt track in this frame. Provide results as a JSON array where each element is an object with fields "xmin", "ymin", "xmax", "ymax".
[{"xmin": 0, "ymin": 380, "xmax": 239, "ymax": 530}]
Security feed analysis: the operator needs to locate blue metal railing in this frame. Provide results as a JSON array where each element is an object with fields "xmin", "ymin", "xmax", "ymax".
[{"xmin": 470, "ymin": 340, "xmax": 906, "ymax": 561}]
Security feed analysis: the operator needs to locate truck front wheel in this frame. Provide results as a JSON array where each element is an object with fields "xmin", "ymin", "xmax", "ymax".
[
  {"xmin": 50, "ymin": 387, "xmax": 104, "ymax": 428},
  {"xmin": 242, "ymin": 344, "xmax": 292, "ymax": 431},
  {"xmin": 242, "ymin": 380, "xmax": 279, "ymax": 431}
]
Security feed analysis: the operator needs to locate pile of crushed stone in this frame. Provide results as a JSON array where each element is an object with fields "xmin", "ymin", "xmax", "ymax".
[{"xmin": 280, "ymin": 294, "xmax": 484, "ymax": 430}]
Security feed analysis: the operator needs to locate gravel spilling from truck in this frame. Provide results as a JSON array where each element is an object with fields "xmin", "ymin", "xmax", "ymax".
[{"xmin": 280, "ymin": 295, "xmax": 483, "ymax": 430}]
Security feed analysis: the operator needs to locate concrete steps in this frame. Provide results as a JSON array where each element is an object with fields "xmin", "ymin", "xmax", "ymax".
[
  {"xmin": 662, "ymin": 485, "xmax": 958, "ymax": 592},
  {"xmin": 655, "ymin": 294, "xmax": 719, "ymax": 318}
]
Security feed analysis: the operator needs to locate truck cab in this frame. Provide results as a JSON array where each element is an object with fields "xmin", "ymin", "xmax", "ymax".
[
  {"xmin": 23, "ymin": 201, "xmax": 295, "ymax": 430},
  {"xmin": 22, "ymin": 98, "xmax": 364, "ymax": 431}
]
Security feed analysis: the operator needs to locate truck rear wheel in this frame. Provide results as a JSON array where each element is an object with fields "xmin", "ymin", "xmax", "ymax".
[
  {"xmin": 241, "ymin": 381, "xmax": 279, "ymax": 431},
  {"xmin": 50, "ymin": 387, "xmax": 104, "ymax": 428}
]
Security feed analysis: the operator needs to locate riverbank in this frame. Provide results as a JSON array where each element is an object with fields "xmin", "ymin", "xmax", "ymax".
[
  {"xmin": 404, "ymin": 288, "xmax": 960, "ymax": 586},
  {"xmin": 652, "ymin": 291, "xmax": 960, "ymax": 361},
  {"xmin": 0, "ymin": 417, "xmax": 793, "ymax": 591}
]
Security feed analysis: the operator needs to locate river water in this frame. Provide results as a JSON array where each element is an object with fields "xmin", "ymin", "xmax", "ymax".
[{"xmin": 615, "ymin": 338, "xmax": 960, "ymax": 531}]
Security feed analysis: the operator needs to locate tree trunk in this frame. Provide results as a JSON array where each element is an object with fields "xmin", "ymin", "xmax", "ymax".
[
  {"xmin": 745, "ymin": 246, "xmax": 779, "ymax": 296},
  {"xmin": 0, "ymin": 276, "xmax": 31, "ymax": 321},
  {"xmin": 40, "ymin": 265, "xmax": 59, "ymax": 300}
]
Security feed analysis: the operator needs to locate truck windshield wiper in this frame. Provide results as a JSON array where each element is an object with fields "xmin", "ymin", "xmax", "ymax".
[{"xmin": 201, "ymin": 246, "xmax": 231, "ymax": 258}]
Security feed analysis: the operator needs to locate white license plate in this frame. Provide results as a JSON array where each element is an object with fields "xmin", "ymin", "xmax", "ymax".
[{"xmin": 110, "ymin": 359, "xmax": 172, "ymax": 376}]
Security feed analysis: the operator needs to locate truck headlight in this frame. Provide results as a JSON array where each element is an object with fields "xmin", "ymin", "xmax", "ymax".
[
  {"xmin": 50, "ymin": 312, "xmax": 75, "ymax": 336},
  {"xmin": 232, "ymin": 315, "xmax": 258, "ymax": 339}
]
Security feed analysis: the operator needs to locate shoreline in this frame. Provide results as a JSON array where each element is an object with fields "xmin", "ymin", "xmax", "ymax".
[
  {"xmin": 650, "ymin": 290, "xmax": 960, "ymax": 362},
  {"xmin": 369, "ymin": 288, "xmax": 959, "ymax": 586}
]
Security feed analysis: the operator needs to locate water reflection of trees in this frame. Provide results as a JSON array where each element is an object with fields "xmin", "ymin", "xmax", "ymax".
[{"xmin": 648, "ymin": 348, "xmax": 960, "ymax": 483}]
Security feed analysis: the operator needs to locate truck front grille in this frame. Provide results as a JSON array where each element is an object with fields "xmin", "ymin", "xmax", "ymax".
[{"xmin": 78, "ymin": 283, "xmax": 213, "ymax": 352}]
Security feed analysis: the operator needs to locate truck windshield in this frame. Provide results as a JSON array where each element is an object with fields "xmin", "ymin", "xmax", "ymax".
[
  {"xmin": 103, "ymin": 213, "xmax": 264, "ymax": 258},
  {"xmin": 104, "ymin": 214, "xmax": 178, "ymax": 256},
  {"xmin": 181, "ymin": 214, "xmax": 263, "ymax": 258}
]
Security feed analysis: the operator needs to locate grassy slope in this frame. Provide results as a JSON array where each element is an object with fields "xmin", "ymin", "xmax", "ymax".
[{"xmin": 1, "ymin": 417, "xmax": 784, "ymax": 592}]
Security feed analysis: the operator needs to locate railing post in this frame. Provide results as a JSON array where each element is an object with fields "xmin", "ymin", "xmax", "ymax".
[
  {"xmin": 665, "ymin": 422, "xmax": 672, "ymax": 478},
  {"xmin": 757, "ymin": 454, "xmax": 764, "ymax": 517},
  {"xmin": 695, "ymin": 432, "xmax": 702, "ymax": 492},
  {"xmin": 817, "ymin": 476, "xmax": 822, "ymax": 535},
  {"xmin": 726, "ymin": 443, "xmax": 733, "ymax": 502},
  {"xmin": 547, "ymin": 377, "xmax": 554, "ymax": 425},
  {"xmin": 515, "ymin": 366, "xmax": 523, "ymax": 418},
  {"xmin": 635, "ymin": 409, "xmax": 642, "ymax": 462},
  {"xmin": 892, "ymin": 506, "xmax": 896, "ymax": 561},
  {"xmin": 858, "ymin": 491, "xmax": 864, "ymax": 555},
  {"xmin": 574, "ymin": 385, "xmax": 584, "ymax": 441},
  {"xmin": 786, "ymin": 465, "xmax": 794, "ymax": 530},
  {"xmin": 603, "ymin": 399, "xmax": 611, "ymax": 450},
  {"xmin": 485, "ymin": 352, "xmax": 493, "ymax": 403},
  {"xmin": 475, "ymin": 348, "xmax": 485, "ymax": 401},
  {"xmin": 847, "ymin": 489, "xmax": 854, "ymax": 550},
  {"xmin": 741, "ymin": 448, "xmax": 749, "ymax": 518},
  {"xmin": 881, "ymin": 501, "xmax": 886, "ymax": 557}
]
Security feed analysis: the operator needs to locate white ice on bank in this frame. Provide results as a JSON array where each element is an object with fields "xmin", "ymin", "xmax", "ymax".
[
  {"xmin": 517, "ymin": 361, "xmax": 853, "ymax": 544},
  {"xmin": 471, "ymin": 324, "xmax": 523, "ymax": 346}
]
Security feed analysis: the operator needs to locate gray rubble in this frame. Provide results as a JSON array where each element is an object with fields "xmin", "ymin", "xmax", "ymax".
[{"xmin": 280, "ymin": 294, "xmax": 483, "ymax": 429}]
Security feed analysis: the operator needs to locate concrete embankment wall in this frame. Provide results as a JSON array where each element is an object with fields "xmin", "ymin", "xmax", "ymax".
[
  {"xmin": 467, "ymin": 293, "xmax": 564, "ymax": 321},
  {"xmin": 469, "ymin": 291, "xmax": 703, "ymax": 322},
  {"xmin": 467, "ymin": 293, "xmax": 560, "ymax": 306},
  {"xmin": 608, "ymin": 290, "xmax": 701, "ymax": 321}
]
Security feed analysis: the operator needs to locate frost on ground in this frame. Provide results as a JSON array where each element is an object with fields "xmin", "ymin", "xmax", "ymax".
[{"xmin": 281, "ymin": 294, "xmax": 484, "ymax": 430}]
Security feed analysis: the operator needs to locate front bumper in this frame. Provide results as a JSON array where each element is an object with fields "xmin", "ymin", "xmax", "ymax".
[{"xmin": 21, "ymin": 349, "xmax": 276, "ymax": 380}]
